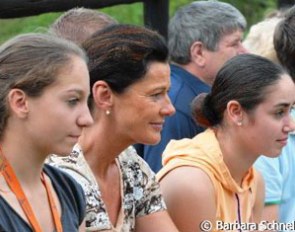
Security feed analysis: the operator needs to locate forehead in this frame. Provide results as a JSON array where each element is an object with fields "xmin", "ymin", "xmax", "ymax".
[
  {"xmin": 145, "ymin": 61, "xmax": 170, "ymax": 76},
  {"xmin": 219, "ymin": 29, "xmax": 244, "ymax": 43},
  {"xmin": 261, "ymin": 74, "xmax": 295, "ymax": 105},
  {"xmin": 135, "ymin": 62, "xmax": 170, "ymax": 85},
  {"xmin": 123, "ymin": 61, "xmax": 170, "ymax": 94},
  {"xmin": 47, "ymin": 56, "xmax": 89, "ymax": 90}
]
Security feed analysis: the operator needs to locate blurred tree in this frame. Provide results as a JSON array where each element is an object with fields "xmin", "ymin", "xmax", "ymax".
[
  {"xmin": 0, "ymin": 0, "xmax": 282, "ymax": 44},
  {"xmin": 170, "ymin": 0, "xmax": 277, "ymax": 29}
]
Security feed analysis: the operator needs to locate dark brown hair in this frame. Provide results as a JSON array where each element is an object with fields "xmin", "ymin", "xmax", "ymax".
[
  {"xmin": 274, "ymin": 6, "xmax": 295, "ymax": 81},
  {"xmin": 0, "ymin": 33, "xmax": 87, "ymax": 138},
  {"xmin": 83, "ymin": 24, "xmax": 169, "ymax": 109},
  {"xmin": 191, "ymin": 54, "xmax": 288, "ymax": 128}
]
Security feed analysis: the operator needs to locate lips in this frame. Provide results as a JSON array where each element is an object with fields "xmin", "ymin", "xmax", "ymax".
[
  {"xmin": 277, "ymin": 137, "xmax": 288, "ymax": 146},
  {"xmin": 150, "ymin": 122, "xmax": 164, "ymax": 131},
  {"xmin": 69, "ymin": 135, "xmax": 80, "ymax": 140}
]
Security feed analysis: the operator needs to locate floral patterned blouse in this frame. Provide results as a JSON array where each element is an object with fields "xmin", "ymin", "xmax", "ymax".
[{"xmin": 47, "ymin": 144, "xmax": 166, "ymax": 232}]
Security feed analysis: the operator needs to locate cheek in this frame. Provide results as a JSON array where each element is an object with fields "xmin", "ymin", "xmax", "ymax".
[
  {"xmin": 225, "ymin": 49, "xmax": 237, "ymax": 59},
  {"xmin": 253, "ymin": 117, "xmax": 281, "ymax": 139},
  {"xmin": 132, "ymin": 99, "xmax": 154, "ymax": 116},
  {"xmin": 44, "ymin": 107, "xmax": 74, "ymax": 131}
]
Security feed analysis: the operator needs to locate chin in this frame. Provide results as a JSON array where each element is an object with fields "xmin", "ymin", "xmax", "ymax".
[
  {"xmin": 53, "ymin": 146, "xmax": 73, "ymax": 157},
  {"xmin": 141, "ymin": 136, "xmax": 161, "ymax": 145},
  {"xmin": 264, "ymin": 150, "xmax": 282, "ymax": 158}
]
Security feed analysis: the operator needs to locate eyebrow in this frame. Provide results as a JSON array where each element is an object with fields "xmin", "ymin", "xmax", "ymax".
[
  {"xmin": 151, "ymin": 86, "xmax": 170, "ymax": 92},
  {"xmin": 228, "ymin": 37, "xmax": 241, "ymax": 43},
  {"xmin": 274, "ymin": 102, "xmax": 292, "ymax": 108},
  {"xmin": 66, "ymin": 88, "xmax": 86, "ymax": 96}
]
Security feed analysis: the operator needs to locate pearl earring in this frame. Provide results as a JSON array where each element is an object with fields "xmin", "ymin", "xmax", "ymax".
[
  {"xmin": 106, "ymin": 110, "xmax": 111, "ymax": 115},
  {"xmin": 237, "ymin": 122, "xmax": 242, "ymax": 126}
]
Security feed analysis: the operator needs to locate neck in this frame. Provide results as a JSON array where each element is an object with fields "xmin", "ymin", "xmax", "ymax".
[
  {"xmin": 79, "ymin": 125, "xmax": 129, "ymax": 178},
  {"xmin": 214, "ymin": 128, "xmax": 256, "ymax": 186},
  {"xmin": 178, "ymin": 63, "xmax": 213, "ymax": 86},
  {"xmin": 0, "ymin": 140, "xmax": 45, "ymax": 186}
]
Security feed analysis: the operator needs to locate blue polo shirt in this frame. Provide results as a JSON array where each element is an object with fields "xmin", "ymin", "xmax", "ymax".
[{"xmin": 134, "ymin": 64, "xmax": 210, "ymax": 172}]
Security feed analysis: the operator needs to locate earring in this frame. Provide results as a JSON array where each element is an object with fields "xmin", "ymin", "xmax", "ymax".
[
  {"xmin": 237, "ymin": 122, "xmax": 242, "ymax": 126},
  {"xmin": 106, "ymin": 110, "xmax": 111, "ymax": 115}
]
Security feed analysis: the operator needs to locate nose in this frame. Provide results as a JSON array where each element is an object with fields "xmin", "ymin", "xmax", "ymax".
[
  {"xmin": 160, "ymin": 94, "xmax": 176, "ymax": 117},
  {"xmin": 283, "ymin": 113, "xmax": 295, "ymax": 133},
  {"xmin": 77, "ymin": 105, "xmax": 94, "ymax": 127}
]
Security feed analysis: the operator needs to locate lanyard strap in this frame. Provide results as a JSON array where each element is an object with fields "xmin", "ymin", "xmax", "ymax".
[
  {"xmin": 0, "ymin": 147, "xmax": 63, "ymax": 232},
  {"xmin": 41, "ymin": 172, "xmax": 63, "ymax": 232}
]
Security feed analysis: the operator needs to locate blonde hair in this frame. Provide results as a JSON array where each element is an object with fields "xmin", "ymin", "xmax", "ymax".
[
  {"xmin": 49, "ymin": 7, "xmax": 118, "ymax": 45},
  {"xmin": 243, "ymin": 15, "xmax": 283, "ymax": 63}
]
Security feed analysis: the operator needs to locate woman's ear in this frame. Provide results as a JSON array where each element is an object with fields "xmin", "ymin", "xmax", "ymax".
[
  {"xmin": 190, "ymin": 41, "xmax": 206, "ymax": 67},
  {"xmin": 91, "ymin": 80, "xmax": 113, "ymax": 110},
  {"xmin": 8, "ymin": 89, "xmax": 29, "ymax": 118},
  {"xmin": 226, "ymin": 100, "xmax": 244, "ymax": 126}
]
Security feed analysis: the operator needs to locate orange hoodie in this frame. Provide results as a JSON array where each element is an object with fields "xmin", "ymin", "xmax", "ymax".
[{"xmin": 157, "ymin": 129, "xmax": 258, "ymax": 227}]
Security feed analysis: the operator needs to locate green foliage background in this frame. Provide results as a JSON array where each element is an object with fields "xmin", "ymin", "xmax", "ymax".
[{"xmin": 0, "ymin": 0, "xmax": 277, "ymax": 44}]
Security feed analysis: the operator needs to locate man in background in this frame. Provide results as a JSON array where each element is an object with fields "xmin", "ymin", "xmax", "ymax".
[{"xmin": 49, "ymin": 7, "xmax": 117, "ymax": 45}]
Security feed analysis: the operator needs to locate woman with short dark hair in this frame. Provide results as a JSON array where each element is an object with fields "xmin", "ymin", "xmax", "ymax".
[{"xmin": 48, "ymin": 25, "xmax": 178, "ymax": 231}]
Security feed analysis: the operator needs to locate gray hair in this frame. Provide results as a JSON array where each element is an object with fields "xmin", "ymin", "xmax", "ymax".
[
  {"xmin": 0, "ymin": 33, "xmax": 87, "ymax": 138},
  {"xmin": 49, "ymin": 7, "xmax": 118, "ymax": 44},
  {"xmin": 169, "ymin": 0, "xmax": 246, "ymax": 64}
]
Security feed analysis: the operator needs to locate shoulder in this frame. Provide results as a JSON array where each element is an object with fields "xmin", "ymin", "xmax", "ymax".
[
  {"xmin": 159, "ymin": 166, "xmax": 216, "ymax": 231},
  {"xmin": 47, "ymin": 144, "xmax": 83, "ymax": 168},
  {"xmin": 118, "ymin": 146, "xmax": 159, "ymax": 190},
  {"xmin": 119, "ymin": 146, "xmax": 156, "ymax": 177},
  {"xmin": 160, "ymin": 166, "xmax": 215, "ymax": 198},
  {"xmin": 160, "ymin": 166, "xmax": 216, "ymax": 210},
  {"xmin": 119, "ymin": 147, "xmax": 166, "ymax": 216},
  {"xmin": 43, "ymin": 164, "xmax": 86, "ymax": 224},
  {"xmin": 44, "ymin": 164, "xmax": 85, "ymax": 201},
  {"xmin": 169, "ymin": 74, "xmax": 209, "ymax": 117},
  {"xmin": 46, "ymin": 145, "xmax": 96, "ymax": 192}
]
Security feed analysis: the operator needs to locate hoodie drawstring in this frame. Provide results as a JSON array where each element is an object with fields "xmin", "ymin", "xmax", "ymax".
[{"xmin": 235, "ymin": 193, "xmax": 242, "ymax": 232}]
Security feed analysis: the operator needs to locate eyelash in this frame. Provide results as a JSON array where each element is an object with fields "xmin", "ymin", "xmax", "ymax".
[
  {"xmin": 275, "ymin": 107, "xmax": 294, "ymax": 118},
  {"xmin": 67, "ymin": 98, "xmax": 79, "ymax": 106},
  {"xmin": 152, "ymin": 92, "xmax": 162, "ymax": 98},
  {"xmin": 150, "ymin": 88, "xmax": 170, "ymax": 101},
  {"xmin": 275, "ymin": 110, "xmax": 285, "ymax": 117}
]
